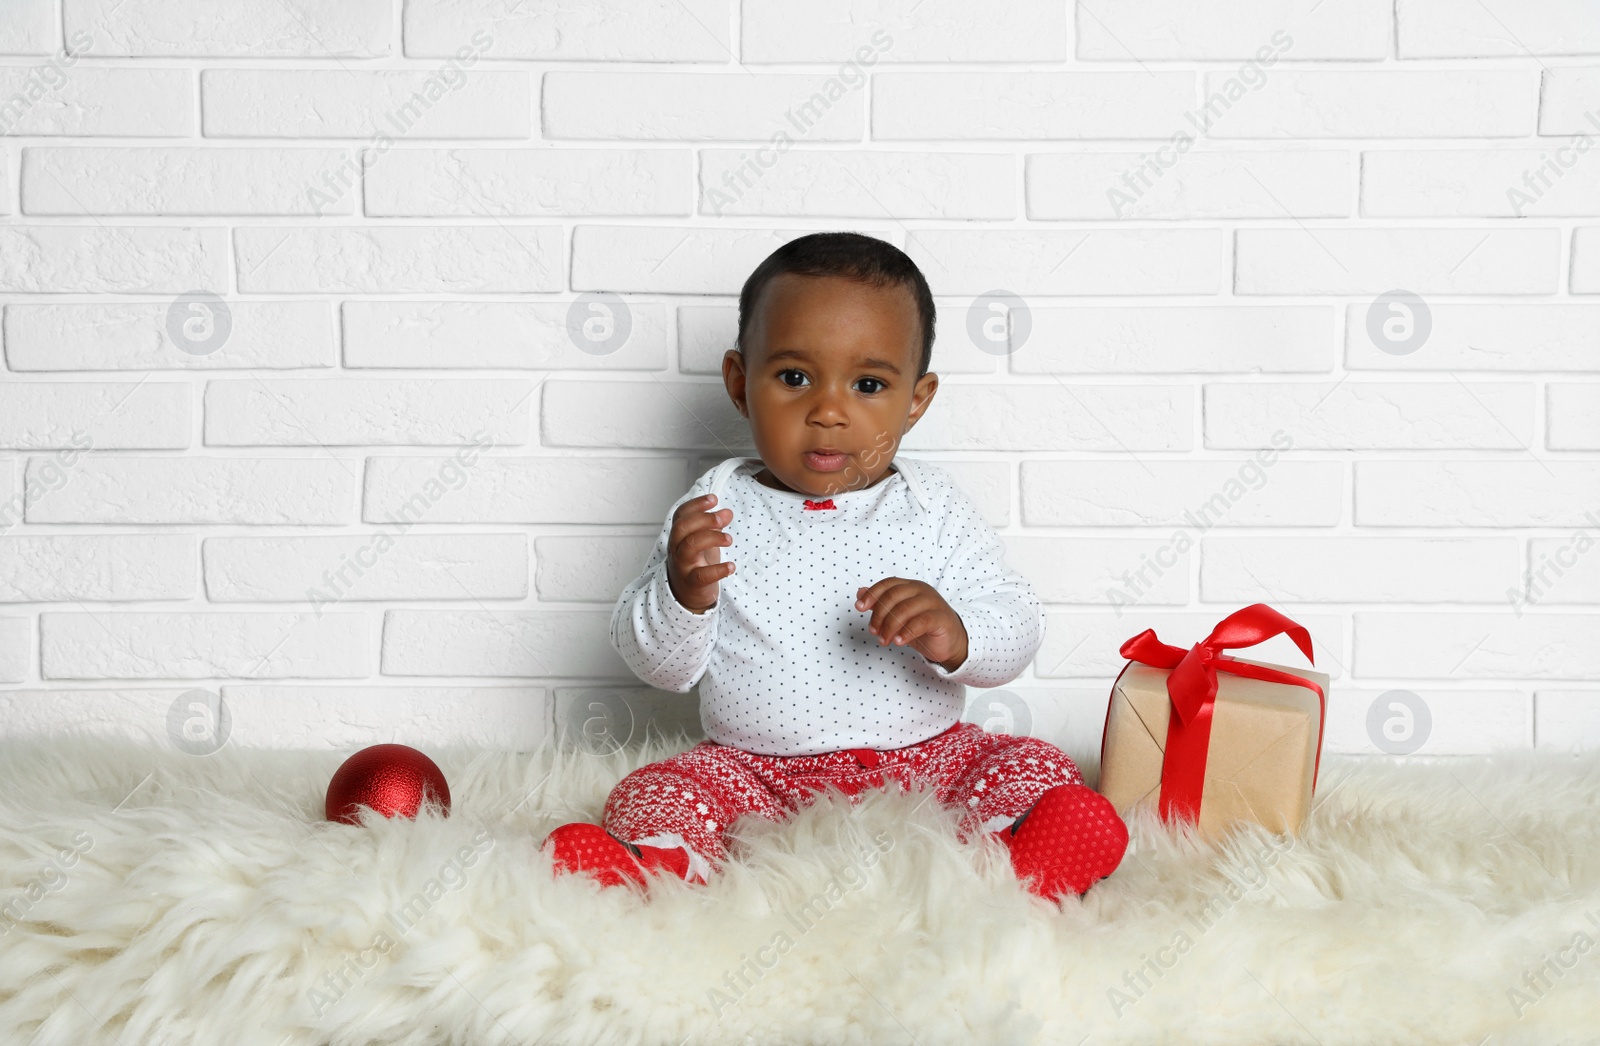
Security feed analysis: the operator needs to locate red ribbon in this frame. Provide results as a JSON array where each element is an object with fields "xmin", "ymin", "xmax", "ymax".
[
  {"xmin": 802, "ymin": 498, "xmax": 836, "ymax": 511},
  {"xmin": 1108, "ymin": 604, "xmax": 1326, "ymax": 824}
]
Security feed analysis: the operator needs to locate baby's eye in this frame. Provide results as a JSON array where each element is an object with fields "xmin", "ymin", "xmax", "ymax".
[
  {"xmin": 778, "ymin": 369, "xmax": 809, "ymax": 388},
  {"xmin": 854, "ymin": 377, "xmax": 887, "ymax": 395}
]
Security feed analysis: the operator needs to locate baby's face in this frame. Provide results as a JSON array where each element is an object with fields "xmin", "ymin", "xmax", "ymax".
[{"xmin": 724, "ymin": 273, "xmax": 939, "ymax": 498}]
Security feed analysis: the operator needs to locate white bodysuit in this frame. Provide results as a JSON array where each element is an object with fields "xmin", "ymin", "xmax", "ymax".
[{"xmin": 610, "ymin": 455, "xmax": 1046, "ymax": 757}]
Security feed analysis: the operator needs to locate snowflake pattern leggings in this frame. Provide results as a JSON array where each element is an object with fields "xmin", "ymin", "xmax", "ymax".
[{"xmin": 601, "ymin": 721, "xmax": 1084, "ymax": 874}]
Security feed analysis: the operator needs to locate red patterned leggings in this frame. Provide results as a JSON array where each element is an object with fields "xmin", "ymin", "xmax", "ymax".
[{"xmin": 602, "ymin": 721, "xmax": 1083, "ymax": 878}]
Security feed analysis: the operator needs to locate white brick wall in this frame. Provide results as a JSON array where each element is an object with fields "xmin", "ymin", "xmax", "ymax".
[
  {"xmin": 6, "ymin": 301, "xmax": 337, "ymax": 370},
  {"xmin": 0, "ymin": 1, "xmax": 54, "ymax": 55},
  {"xmin": 0, "ymin": 0, "xmax": 1596, "ymax": 756},
  {"xmin": 201, "ymin": 70, "xmax": 530, "ymax": 138},
  {"xmin": 65, "ymin": 0, "xmax": 393, "ymax": 58},
  {"xmin": 0, "ymin": 535, "xmax": 196, "ymax": 602}
]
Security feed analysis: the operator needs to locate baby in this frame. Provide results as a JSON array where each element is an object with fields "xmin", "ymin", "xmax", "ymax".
[{"xmin": 541, "ymin": 232, "xmax": 1128, "ymax": 902}]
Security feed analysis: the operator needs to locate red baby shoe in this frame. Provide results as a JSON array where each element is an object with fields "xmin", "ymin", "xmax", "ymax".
[
  {"xmin": 998, "ymin": 784, "xmax": 1128, "ymax": 901},
  {"xmin": 542, "ymin": 822, "xmax": 692, "ymax": 889}
]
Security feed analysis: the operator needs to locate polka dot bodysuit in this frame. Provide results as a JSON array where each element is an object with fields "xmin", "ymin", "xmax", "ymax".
[{"xmin": 609, "ymin": 454, "xmax": 1047, "ymax": 757}]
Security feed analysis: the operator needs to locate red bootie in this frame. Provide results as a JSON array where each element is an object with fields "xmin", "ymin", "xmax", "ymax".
[
  {"xmin": 542, "ymin": 823, "xmax": 693, "ymax": 889},
  {"xmin": 998, "ymin": 784, "xmax": 1128, "ymax": 901}
]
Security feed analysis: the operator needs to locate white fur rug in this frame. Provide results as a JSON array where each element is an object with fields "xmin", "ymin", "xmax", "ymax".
[{"xmin": 2, "ymin": 735, "xmax": 1598, "ymax": 1046}]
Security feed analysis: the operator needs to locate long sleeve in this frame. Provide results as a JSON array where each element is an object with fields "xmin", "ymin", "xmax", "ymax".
[
  {"xmin": 923, "ymin": 478, "xmax": 1045, "ymax": 689},
  {"xmin": 609, "ymin": 472, "xmax": 721, "ymax": 693}
]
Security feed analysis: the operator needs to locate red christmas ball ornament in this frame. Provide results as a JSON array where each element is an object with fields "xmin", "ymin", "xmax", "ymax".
[{"xmin": 324, "ymin": 744, "xmax": 451, "ymax": 825}]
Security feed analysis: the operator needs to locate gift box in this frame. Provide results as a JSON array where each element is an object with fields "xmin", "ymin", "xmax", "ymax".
[{"xmin": 1097, "ymin": 604, "xmax": 1328, "ymax": 840}]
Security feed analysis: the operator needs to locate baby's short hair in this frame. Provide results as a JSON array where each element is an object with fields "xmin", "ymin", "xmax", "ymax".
[{"xmin": 735, "ymin": 231, "xmax": 937, "ymax": 378}]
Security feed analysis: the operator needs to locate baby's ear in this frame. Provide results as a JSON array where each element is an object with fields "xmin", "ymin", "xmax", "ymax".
[{"xmin": 722, "ymin": 349, "xmax": 750, "ymax": 417}]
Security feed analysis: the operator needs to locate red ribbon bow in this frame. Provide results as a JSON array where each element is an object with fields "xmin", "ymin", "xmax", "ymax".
[
  {"xmin": 802, "ymin": 498, "xmax": 836, "ymax": 511},
  {"xmin": 1108, "ymin": 603, "xmax": 1326, "ymax": 824}
]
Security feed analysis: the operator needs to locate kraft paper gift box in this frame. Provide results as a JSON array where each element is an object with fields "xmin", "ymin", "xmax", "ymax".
[{"xmin": 1097, "ymin": 604, "xmax": 1329, "ymax": 840}]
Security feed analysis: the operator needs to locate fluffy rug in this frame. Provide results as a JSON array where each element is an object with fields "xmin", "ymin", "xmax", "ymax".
[{"xmin": 1, "ymin": 734, "xmax": 1597, "ymax": 1046}]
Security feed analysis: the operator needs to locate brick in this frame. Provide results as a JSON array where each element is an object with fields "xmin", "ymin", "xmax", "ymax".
[
  {"xmin": 959, "ymin": 686, "xmax": 1111, "ymax": 763},
  {"xmin": 381, "ymin": 610, "xmax": 625, "ymax": 677},
  {"xmin": 874, "ymin": 72, "xmax": 1192, "ymax": 140},
  {"xmin": 1021, "ymin": 459, "xmax": 1343, "ymax": 528},
  {"xmin": 701, "ymin": 150, "xmax": 1014, "ymax": 219},
  {"xmin": 22, "ymin": 147, "xmax": 357, "ymax": 216},
  {"xmin": 1535, "ymin": 691, "xmax": 1600, "ymax": 749},
  {"xmin": 1205, "ymin": 70, "xmax": 1535, "ymax": 138},
  {"xmin": 921, "ymin": 458, "xmax": 1010, "ymax": 528},
  {"xmin": 0, "ymin": 225, "xmax": 228, "ymax": 294},
  {"xmin": 404, "ymin": 0, "xmax": 729, "ymax": 60},
  {"xmin": 202, "ymin": 70, "xmax": 529, "ymax": 138},
  {"xmin": 28, "ymin": 457, "xmax": 358, "ymax": 525},
  {"xmin": 1356, "ymin": 461, "xmax": 1600, "ymax": 527},
  {"xmin": 367, "ymin": 148, "xmax": 691, "ymax": 217},
  {"xmin": 0, "ymin": 617, "xmax": 28, "ymax": 682},
  {"xmin": 65, "ymin": 0, "xmax": 391, "ymax": 56},
  {"xmin": 1345, "ymin": 303, "xmax": 1600, "ymax": 371},
  {"xmin": 744, "ymin": 0, "xmax": 1067, "ymax": 61},
  {"xmin": 534, "ymin": 535, "xmax": 657, "ymax": 603},
  {"xmin": 41, "ymin": 611, "xmax": 371, "ymax": 680},
  {"xmin": 0, "ymin": 688, "xmax": 204, "ymax": 742},
  {"xmin": 543, "ymin": 73, "xmax": 863, "ymax": 141},
  {"xmin": 0, "ymin": 0, "xmax": 52, "ymax": 54},
  {"xmin": 677, "ymin": 305, "xmax": 739, "ymax": 375},
  {"xmin": 0, "ymin": 68, "xmax": 191, "ymax": 136},
  {"xmin": 1525, "ymin": 535, "xmax": 1600, "ymax": 605},
  {"xmin": 0, "ymin": 685, "xmax": 549, "ymax": 749},
  {"xmin": 0, "ymin": 535, "xmax": 196, "ymax": 602},
  {"xmin": 1204, "ymin": 381, "xmax": 1533, "ymax": 450},
  {"xmin": 0, "ymin": 688, "xmax": 202, "ymax": 742},
  {"xmin": 222, "ymin": 686, "xmax": 550, "ymax": 750},
  {"xmin": 906, "ymin": 384, "xmax": 1192, "ymax": 452},
  {"xmin": 1011, "ymin": 306, "xmax": 1334, "ymax": 373},
  {"xmin": 0, "ymin": 382, "xmax": 189, "ymax": 449},
  {"xmin": 906, "ymin": 229, "xmax": 1222, "ymax": 296},
  {"xmin": 1362, "ymin": 149, "xmax": 1600, "ymax": 218},
  {"xmin": 1355, "ymin": 612, "xmax": 1600, "ymax": 679},
  {"xmin": 1201, "ymin": 537, "xmax": 1519, "ymax": 603},
  {"xmin": 671, "ymin": 306, "xmax": 732, "ymax": 374},
  {"xmin": 1539, "ymin": 68, "xmax": 1600, "ymax": 134},
  {"xmin": 1235, "ymin": 228, "xmax": 1558, "ymax": 295},
  {"xmin": 5, "ymin": 301, "xmax": 336, "ymax": 371},
  {"xmin": 1005, "ymin": 537, "xmax": 1189, "ymax": 605},
  {"xmin": 1547, "ymin": 383, "xmax": 1600, "ymax": 449},
  {"xmin": 0, "ymin": 459, "xmax": 14, "ymax": 519},
  {"xmin": 1573, "ymin": 228, "xmax": 1600, "ymax": 293},
  {"xmin": 1037, "ymin": 611, "xmax": 1345, "ymax": 679},
  {"xmin": 540, "ymin": 379, "xmax": 748, "ymax": 450},
  {"xmin": 676, "ymin": 304, "xmax": 997, "ymax": 375},
  {"xmin": 204, "ymin": 534, "xmax": 527, "ymax": 602},
  {"xmin": 343, "ymin": 301, "xmax": 668, "ymax": 370},
  {"xmin": 1323, "ymin": 689, "xmax": 1530, "ymax": 755},
  {"xmin": 1400, "ymin": 0, "xmax": 1600, "ymax": 57},
  {"xmin": 234, "ymin": 226, "xmax": 562, "ymax": 293},
  {"xmin": 1027, "ymin": 150, "xmax": 1351, "ymax": 220},
  {"xmin": 1079, "ymin": 0, "xmax": 1386, "ymax": 59},
  {"xmin": 552, "ymin": 685, "xmax": 703, "ymax": 750},
  {"xmin": 572, "ymin": 226, "xmax": 872, "ymax": 294},
  {"xmin": 203, "ymin": 379, "xmax": 531, "ymax": 447},
  {"xmin": 364, "ymin": 456, "xmax": 689, "ymax": 525}
]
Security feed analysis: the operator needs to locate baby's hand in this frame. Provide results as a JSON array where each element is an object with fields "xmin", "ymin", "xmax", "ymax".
[
  {"xmin": 855, "ymin": 578, "xmax": 969, "ymax": 673},
  {"xmin": 667, "ymin": 493, "xmax": 733, "ymax": 614}
]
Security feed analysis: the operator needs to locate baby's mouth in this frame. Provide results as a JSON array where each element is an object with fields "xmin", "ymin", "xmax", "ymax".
[{"xmin": 802, "ymin": 450, "xmax": 849, "ymax": 472}]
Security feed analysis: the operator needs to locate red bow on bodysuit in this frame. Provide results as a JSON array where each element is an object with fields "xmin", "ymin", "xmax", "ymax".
[{"xmin": 803, "ymin": 499, "xmax": 836, "ymax": 511}]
